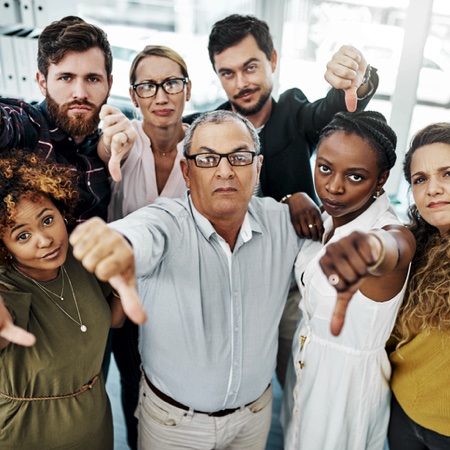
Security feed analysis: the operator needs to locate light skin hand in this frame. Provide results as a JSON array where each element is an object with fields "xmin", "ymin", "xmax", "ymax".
[
  {"xmin": 0, "ymin": 297, "xmax": 36, "ymax": 349},
  {"xmin": 324, "ymin": 45, "xmax": 368, "ymax": 113},
  {"xmin": 287, "ymin": 192, "xmax": 324, "ymax": 241},
  {"xmin": 99, "ymin": 105, "xmax": 137, "ymax": 182},
  {"xmin": 70, "ymin": 218, "xmax": 147, "ymax": 325}
]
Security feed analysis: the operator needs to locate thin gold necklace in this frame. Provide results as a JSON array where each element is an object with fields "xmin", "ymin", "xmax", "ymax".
[{"xmin": 13, "ymin": 264, "xmax": 87, "ymax": 333}]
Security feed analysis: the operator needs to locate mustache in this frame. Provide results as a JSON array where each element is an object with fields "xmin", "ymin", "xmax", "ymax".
[
  {"xmin": 65, "ymin": 99, "xmax": 96, "ymax": 109},
  {"xmin": 234, "ymin": 88, "xmax": 259, "ymax": 100}
]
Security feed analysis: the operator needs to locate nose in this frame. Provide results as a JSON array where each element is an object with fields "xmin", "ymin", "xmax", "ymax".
[
  {"xmin": 36, "ymin": 231, "xmax": 53, "ymax": 248},
  {"xmin": 235, "ymin": 71, "xmax": 249, "ymax": 90},
  {"xmin": 215, "ymin": 156, "xmax": 235, "ymax": 179},
  {"xmin": 427, "ymin": 176, "xmax": 444, "ymax": 196},
  {"xmin": 326, "ymin": 174, "xmax": 344, "ymax": 195},
  {"xmin": 154, "ymin": 85, "xmax": 169, "ymax": 103},
  {"xmin": 72, "ymin": 79, "xmax": 88, "ymax": 100}
]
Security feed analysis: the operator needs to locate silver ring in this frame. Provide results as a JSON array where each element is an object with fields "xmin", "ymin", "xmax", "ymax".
[
  {"xmin": 328, "ymin": 274, "xmax": 340, "ymax": 286},
  {"xmin": 308, "ymin": 224, "xmax": 314, "ymax": 229}
]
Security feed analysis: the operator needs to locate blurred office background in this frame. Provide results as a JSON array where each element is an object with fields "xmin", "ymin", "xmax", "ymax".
[{"xmin": 0, "ymin": 1, "xmax": 449, "ymax": 448}]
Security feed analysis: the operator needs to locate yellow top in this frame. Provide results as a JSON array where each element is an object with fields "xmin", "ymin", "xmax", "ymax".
[{"xmin": 389, "ymin": 330, "xmax": 450, "ymax": 436}]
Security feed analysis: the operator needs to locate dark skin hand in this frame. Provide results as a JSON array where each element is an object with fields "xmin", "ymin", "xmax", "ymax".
[{"xmin": 287, "ymin": 192, "xmax": 324, "ymax": 241}]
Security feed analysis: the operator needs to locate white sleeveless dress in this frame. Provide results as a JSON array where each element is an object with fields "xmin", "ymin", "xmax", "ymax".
[{"xmin": 282, "ymin": 193, "xmax": 409, "ymax": 450}]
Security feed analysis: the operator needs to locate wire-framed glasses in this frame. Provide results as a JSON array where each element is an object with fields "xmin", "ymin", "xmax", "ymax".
[{"xmin": 131, "ymin": 77, "xmax": 188, "ymax": 98}]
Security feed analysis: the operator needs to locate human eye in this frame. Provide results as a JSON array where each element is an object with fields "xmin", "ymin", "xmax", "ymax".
[
  {"xmin": 230, "ymin": 152, "xmax": 251, "ymax": 165},
  {"xmin": 87, "ymin": 76, "xmax": 100, "ymax": 83},
  {"xmin": 348, "ymin": 174, "xmax": 363, "ymax": 182},
  {"xmin": 43, "ymin": 216, "xmax": 54, "ymax": 226},
  {"xmin": 17, "ymin": 232, "xmax": 30, "ymax": 242},
  {"xmin": 220, "ymin": 70, "xmax": 234, "ymax": 80},
  {"xmin": 196, "ymin": 154, "xmax": 219, "ymax": 167},
  {"xmin": 412, "ymin": 175, "xmax": 425, "ymax": 185},
  {"xmin": 59, "ymin": 75, "xmax": 71, "ymax": 82},
  {"xmin": 139, "ymin": 82, "xmax": 155, "ymax": 93},
  {"xmin": 246, "ymin": 64, "xmax": 257, "ymax": 73},
  {"xmin": 318, "ymin": 164, "xmax": 330, "ymax": 174}
]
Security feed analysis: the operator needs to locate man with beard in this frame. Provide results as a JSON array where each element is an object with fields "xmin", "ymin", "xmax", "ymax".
[
  {"xmin": 0, "ymin": 16, "xmax": 134, "ymax": 227},
  {"xmin": 185, "ymin": 14, "xmax": 379, "ymax": 387}
]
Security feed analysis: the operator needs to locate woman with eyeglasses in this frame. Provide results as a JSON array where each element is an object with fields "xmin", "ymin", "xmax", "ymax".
[{"xmin": 100, "ymin": 45, "xmax": 191, "ymax": 449}]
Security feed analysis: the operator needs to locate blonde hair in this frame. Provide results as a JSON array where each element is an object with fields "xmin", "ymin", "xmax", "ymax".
[{"xmin": 129, "ymin": 45, "xmax": 189, "ymax": 85}]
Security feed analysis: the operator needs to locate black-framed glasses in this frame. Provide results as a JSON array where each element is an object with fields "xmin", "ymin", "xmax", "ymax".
[
  {"xmin": 131, "ymin": 77, "xmax": 188, "ymax": 98},
  {"xmin": 186, "ymin": 151, "xmax": 257, "ymax": 168}
]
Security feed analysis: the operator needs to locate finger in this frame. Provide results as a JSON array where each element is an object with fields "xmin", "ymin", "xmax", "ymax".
[
  {"xmin": 345, "ymin": 86, "xmax": 358, "ymax": 112},
  {"xmin": 2, "ymin": 321, "xmax": 36, "ymax": 347},
  {"xmin": 330, "ymin": 290, "xmax": 354, "ymax": 336},
  {"xmin": 99, "ymin": 104, "xmax": 119, "ymax": 121},
  {"xmin": 108, "ymin": 153, "xmax": 123, "ymax": 182},
  {"xmin": 109, "ymin": 274, "xmax": 146, "ymax": 325}
]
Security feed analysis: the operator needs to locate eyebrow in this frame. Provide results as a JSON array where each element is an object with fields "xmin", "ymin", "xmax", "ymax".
[
  {"xmin": 195, "ymin": 145, "xmax": 251, "ymax": 154},
  {"xmin": 54, "ymin": 71, "xmax": 105, "ymax": 79},
  {"xmin": 412, "ymin": 166, "xmax": 450, "ymax": 178},
  {"xmin": 217, "ymin": 57, "xmax": 260, "ymax": 74},
  {"xmin": 10, "ymin": 207, "xmax": 53, "ymax": 236},
  {"xmin": 317, "ymin": 156, "xmax": 369, "ymax": 173}
]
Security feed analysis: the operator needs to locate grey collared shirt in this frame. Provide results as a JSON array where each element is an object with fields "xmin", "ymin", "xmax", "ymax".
[{"xmin": 109, "ymin": 192, "xmax": 303, "ymax": 411}]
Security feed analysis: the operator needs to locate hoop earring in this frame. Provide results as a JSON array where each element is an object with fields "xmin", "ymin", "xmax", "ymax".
[{"xmin": 64, "ymin": 218, "xmax": 68, "ymax": 225}]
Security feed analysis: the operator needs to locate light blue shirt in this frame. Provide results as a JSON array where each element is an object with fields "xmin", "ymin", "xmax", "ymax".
[{"xmin": 109, "ymin": 192, "xmax": 303, "ymax": 411}]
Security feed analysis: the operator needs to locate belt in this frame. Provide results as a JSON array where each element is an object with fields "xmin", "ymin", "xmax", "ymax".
[{"xmin": 144, "ymin": 372, "xmax": 253, "ymax": 417}]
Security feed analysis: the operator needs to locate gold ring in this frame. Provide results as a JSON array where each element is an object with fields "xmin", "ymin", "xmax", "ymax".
[{"xmin": 328, "ymin": 274, "xmax": 340, "ymax": 286}]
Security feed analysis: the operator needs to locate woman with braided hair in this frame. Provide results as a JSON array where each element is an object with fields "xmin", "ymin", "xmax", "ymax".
[
  {"xmin": 282, "ymin": 110, "xmax": 416, "ymax": 449},
  {"xmin": 388, "ymin": 123, "xmax": 450, "ymax": 449}
]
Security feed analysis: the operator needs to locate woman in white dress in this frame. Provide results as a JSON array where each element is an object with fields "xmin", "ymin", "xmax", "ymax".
[
  {"xmin": 282, "ymin": 111, "xmax": 416, "ymax": 450},
  {"xmin": 99, "ymin": 45, "xmax": 191, "ymax": 449}
]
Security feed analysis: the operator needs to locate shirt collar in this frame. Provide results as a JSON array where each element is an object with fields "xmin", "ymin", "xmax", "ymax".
[{"xmin": 187, "ymin": 192, "xmax": 254, "ymax": 243}]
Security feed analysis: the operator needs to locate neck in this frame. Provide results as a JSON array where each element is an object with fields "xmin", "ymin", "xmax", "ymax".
[
  {"xmin": 144, "ymin": 121, "xmax": 185, "ymax": 155},
  {"xmin": 211, "ymin": 216, "xmax": 246, "ymax": 252},
  {"xmin": 232, "ymin": 97, "xmax": 272, "ymax": 130},
  {"xmin": 72, "ymin": 135, "xmax": 86, "ymax": 145},
  {"xmin": 13, "ymin": 262, "xmax": 60, "ymax": 282}
]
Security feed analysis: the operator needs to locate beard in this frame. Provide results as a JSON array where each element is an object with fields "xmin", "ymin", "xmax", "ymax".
[
  {"xmin": 230, "ymin": 87, "xmax": 272, "ymax": 117},
  {"xmin": 46, "ymin": 93, "xmax": 107, "ymax": 138}
]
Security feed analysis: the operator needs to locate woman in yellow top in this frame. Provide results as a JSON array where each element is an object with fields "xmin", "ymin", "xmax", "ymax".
[{"xmin": 389, "ymin": 122, "xmax": 450, "ymax": 449}]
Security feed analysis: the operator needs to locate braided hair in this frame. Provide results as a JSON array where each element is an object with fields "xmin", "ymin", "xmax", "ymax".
[{"xmin": 319, "ymin": 111, "xmax": 397, "ymax": 173}]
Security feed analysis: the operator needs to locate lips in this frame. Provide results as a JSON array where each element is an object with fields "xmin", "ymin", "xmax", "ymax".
[
  {"xmin": 322, "ymin": 198, "xmax": 345, "ymax": 211},
  {"xmin": 235, "ymin": 89, "xmax": 258, "ymax": 100},
  {"xmin": 153, "ymin": 109, "xmax": 173, "ymax": 116},
  {"xmin": 41, "ymin": 247, "xmax": 61, "ymax": 259},
  {"xmin": 214, "ymin": 187, "xmax": 238, "ymax": 193},
  {"xmin": 427, "ymin": 201, "xmax": 449, "ymax": 208}
]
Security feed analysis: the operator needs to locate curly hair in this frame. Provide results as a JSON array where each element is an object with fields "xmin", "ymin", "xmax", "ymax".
[
  {"xmin": 0, "ymin": 149, "xmax": 78, "ymax": 267},
  {"xmin": 208, "ymin": 14, "xmax": 274, "ymax": 68},
  {"xmin": 392, "ymin": 123, "xmax": 450, "ymax": 346},
  {"xmin": 319, "ymin": 110, "xmax": 397, "ymax": 173}
]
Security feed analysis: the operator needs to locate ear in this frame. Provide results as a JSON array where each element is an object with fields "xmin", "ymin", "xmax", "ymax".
[
  {"xmin": 376, "ymin": 170, "xmax": 389, "ymax": 192},
  {"xmin": 36, "ymin": 72, "xmax": 47, "ymax": 96},
  {"xmin": 180, "ymin": 158, "xmax": 191, "ymax": 188},
  {"xmin": 270, "ymin": 49, "xmax": 277, "ymax": 73},
  {"xmin": 129, "ymin": 88, "xmax": 139, "ymax": 108},
  {"xmin": 107, "ymin": 74, "xmax": 113, "ymax": 96},
  {"xmin": 185, "ymin": 79, "xmax": 192, "ymax": 102}
]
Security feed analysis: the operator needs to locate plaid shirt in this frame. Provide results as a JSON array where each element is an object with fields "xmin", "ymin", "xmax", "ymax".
[{"xmin": 0, "ymin": 99, "xmax": 110, "ymax": 225}]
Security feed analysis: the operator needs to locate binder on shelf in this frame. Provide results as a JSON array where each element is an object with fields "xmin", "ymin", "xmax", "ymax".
[
  {"xmin": 0, "ymin": 25, "xmax": 24, "ymax": 98},
  {"xmin": 0, "ymin": 0, "xmax": 21, "ymax": 27},
  {"xmin": 19, "ymin": 0, "xmax": 34, "ymax": 28},
  {"xmin": 26, "ymin": 28, "xmax": 42, "ymax": 102},
  {"xmin": 33, "ymin": 0, "xmax": 77, "ymax": 29},
  {"xmin": 13, "ymin": 28, "xmax": 35, "ymax": 100}
]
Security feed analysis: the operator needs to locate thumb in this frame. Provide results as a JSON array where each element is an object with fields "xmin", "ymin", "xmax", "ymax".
[
  {"xmin": 108, "ymin": 153, "xmax": 123, "ymax": 182},
  {"xmin": 344, "ymin": 85, "xmax": 358, "ymax": 112},
  {"xmin": 99, "ymin": 104, "xmax": 114, "ymax": 121},
  {"xmin": 108, "ymin": 274, "xmax": 146, "ymax": 325},
  {"xmin": 330, "ymin": 279, "xmax": 363, "ymax": 336}
]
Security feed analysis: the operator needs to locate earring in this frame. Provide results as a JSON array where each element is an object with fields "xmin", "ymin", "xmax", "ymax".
[
  {"xmin": 373, "ymin": 190, "xmax": 381, "ymax": 199},
  {"xmin": 64, "ymin": 218, "xmax": 68, "ymax": 225}
]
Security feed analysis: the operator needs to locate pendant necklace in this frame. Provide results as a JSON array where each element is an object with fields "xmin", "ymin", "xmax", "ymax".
[{"xmin": 13, "ymin": 264, "xmax": 87, "ymax": 333}]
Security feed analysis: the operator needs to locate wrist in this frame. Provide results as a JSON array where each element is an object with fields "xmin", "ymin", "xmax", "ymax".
[{"xmin": 280, "ymin": 194, "xmax": 292, "ymax": 204}]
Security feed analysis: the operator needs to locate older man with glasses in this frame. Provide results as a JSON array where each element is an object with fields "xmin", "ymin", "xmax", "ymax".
[{"xmin": 71, "ymin": 110, "xmax": 304, "ymax": 449}]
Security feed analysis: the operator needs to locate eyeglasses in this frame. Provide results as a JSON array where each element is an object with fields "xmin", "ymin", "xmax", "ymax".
[
  {"xmin": 131, "ymin": 77, "xmax": 188, "ymax": 98},
  {"xmin": 186, "ymin": 151, "xmax": 257, "ymax": 168}
]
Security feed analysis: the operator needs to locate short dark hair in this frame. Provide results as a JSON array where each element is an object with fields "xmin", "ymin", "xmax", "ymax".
[
  {"xmin": 37, "ymin": 16, "xmax": 113, "ymax": 78},
  {"xmin": 319, "ymin": 110, "xmax": 397, "ymax": 173},
  {"xmin": 208, "ymin": 14, "xmax": 274, "ymax": 68}
]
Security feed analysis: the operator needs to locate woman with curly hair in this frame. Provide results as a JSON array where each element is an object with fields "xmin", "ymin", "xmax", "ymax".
[
  {"xmin": 388, "ymin": 123, "xmax": 450, "ymax": 449},
  {"xmin": 282, "ymin": 110, "xmax": 416, "ymax": 450},
  {"xmin": 0, "ymin": 150, "xmax": 129, "ymax": 448}
]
